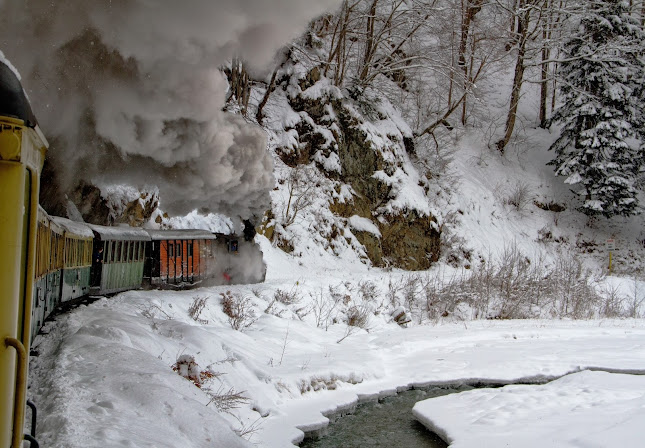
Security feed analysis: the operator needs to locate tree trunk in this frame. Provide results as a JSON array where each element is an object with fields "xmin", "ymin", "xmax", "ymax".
[
  {"xmin": 497, "ymin": 3, "xmax": 529, "ymax": 153},
  {"xmin": 539, "ymin": 1, "xmax": 552, "ymax": 128},
  {"xmin": 227, "ymin": 58, "xmax": 250, "ymax": 116},
  {"xmin": 358, "ymin": 0, "xmax": 379, "ymax": 83},
  {"xmin": 458, "ymin": 0, "xmax": 484, "ymax": 125},
  {"xmin": 256, "ymin": 69, "xmax": 278, "ymax": 125}
]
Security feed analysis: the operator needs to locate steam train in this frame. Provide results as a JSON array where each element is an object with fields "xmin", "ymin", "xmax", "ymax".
[
  {"xmin": 30, "ymin": 208, "xmax": 266, "ymax": 343},
  {"xmin": 1, "ymin": 59, "xmax": 265, "ymax": 447}
]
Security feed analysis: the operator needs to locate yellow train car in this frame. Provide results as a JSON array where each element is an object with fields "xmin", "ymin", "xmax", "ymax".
[
  {"xmin": 32, "ymin": 208, "xmax": 65, "ymax": 344},
  {"xmin": 0, "ymin": 59, "xmax": 48, "ymax": 447}
]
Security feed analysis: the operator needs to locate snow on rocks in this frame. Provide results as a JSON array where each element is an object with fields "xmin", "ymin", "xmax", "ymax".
[{"xmin": 412, "ymin": 370, "xmax": 645, "ymax": 448}]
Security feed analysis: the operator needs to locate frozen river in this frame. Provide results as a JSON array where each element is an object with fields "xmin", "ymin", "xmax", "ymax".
[{"xmin": 299, "ymin": 387, "xmax": 457, "ymax": 448}]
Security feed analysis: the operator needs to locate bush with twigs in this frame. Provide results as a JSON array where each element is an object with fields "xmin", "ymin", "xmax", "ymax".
[
  {"xmin": 221, "ymin": 291, "xmax": 257, "ymax": 330},
  {"xmin": 188, "ymin": 296, "xmax": 209, "ymax": 324}
]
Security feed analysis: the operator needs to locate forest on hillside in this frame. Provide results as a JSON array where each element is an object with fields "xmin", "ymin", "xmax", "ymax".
[{"xmin": 226, "ymin": 0, "xmax": 645, "ymax": 223}]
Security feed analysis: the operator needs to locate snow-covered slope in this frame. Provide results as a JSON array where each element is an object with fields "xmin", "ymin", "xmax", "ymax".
[{"xmin": 27, "ymin": 243, "xmax": 645, "ymax": 447}]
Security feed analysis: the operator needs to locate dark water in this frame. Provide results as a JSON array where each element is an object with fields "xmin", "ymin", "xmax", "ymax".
[{"xmin": 299, "ymin": 386, "xmax": 474, "ymax": 448}]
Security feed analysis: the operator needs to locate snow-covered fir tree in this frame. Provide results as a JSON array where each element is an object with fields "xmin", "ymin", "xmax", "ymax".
[{"xmin": 548, "ymin": 0, "xmax": 645, "ymax": 218}]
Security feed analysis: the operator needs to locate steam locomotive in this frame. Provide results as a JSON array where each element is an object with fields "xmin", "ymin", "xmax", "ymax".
[
  {"xmin": 0, "ymin": 58, "xmax": 265, "ymax": 448},
  {"xmin": 30, "ymin": 208, "xmax": 266, "ymax": 342}
]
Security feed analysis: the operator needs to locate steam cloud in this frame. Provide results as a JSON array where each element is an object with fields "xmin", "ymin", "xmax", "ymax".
[{"xmin": 0, "ymin": 0, "xmax": 341, "ymax": 220}]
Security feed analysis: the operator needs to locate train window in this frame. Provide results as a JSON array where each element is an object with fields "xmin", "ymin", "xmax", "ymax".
[
  {"xmin": 229, "ymin": 239, "xmax": 238, "ymax": 253},
  {"xmin": 139, "ymin": 241, "xmax": 144, "ymax": 261},
  {"xmin": 188, "ymin": 242, "xmax": 193, "ymax": 257},
  {"xmin": 128, "ymin": 242, "xmax": 133, "ymax": 262},
  {"xmin": 52, "ymin": 236, "xmax": 57, "ymax": 269},
  {"xmin": 115, "ymin": 241, "xmax": 122, "ymax": 262},
  {"xmin": 168, "ymin": 242, "xmax": 174, "ymax": 258},
  {"xmin": 64, "ymin": 238, "xmax": 72, "ymax": 266},
  {"xmin": 53, "ymin": 235, "xmax": 57, "ymax": 269},
  {"xmin": 54, "ymin": 236, "xmax": 61, "ymax": 269},
  {"xmin": 51, "ymin": 235, "xmax": 55, "ymax": 270},
  {"xmin": 36, "ymin": 226, "xmax": 42, "ymax": 276}
]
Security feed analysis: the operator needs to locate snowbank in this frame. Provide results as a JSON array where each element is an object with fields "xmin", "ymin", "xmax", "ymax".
[{"xmin": 413, "ymin": 370, "xmax": 645, "ymax": 448}]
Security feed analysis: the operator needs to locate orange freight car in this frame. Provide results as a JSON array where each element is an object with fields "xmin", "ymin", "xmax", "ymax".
[{"xmin": 144, "ymin": 229, "xmax": 218, "ymax": 286}]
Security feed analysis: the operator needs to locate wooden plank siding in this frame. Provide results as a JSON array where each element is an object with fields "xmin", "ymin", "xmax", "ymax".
[
  {"xmin": 158, "ymin": 239, "xmax": 203, "ymax": 284},
  {"xmin": 99, "ymin": 239, "xmax": 147, "ymax": 294}
]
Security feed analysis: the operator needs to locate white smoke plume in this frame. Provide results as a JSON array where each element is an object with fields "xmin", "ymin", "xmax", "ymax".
[{"xmin": 0, "ymin": 0, "xmax": 341, "ymax": 220}]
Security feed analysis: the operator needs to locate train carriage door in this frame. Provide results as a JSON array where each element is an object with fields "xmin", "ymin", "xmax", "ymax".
[
  {"xmin": 189, "ymin": 240, "xmax": 195, "ymax": 282},
  {"xmin": 166, "ymin": 241, "xmax": 173, "ymax": 283},
  {"xmin": 91, "ymin": 240, "xmax": 103, "ymax": 288},
  {"xmin": 176, "ymin": 240, "xmax": 183, "ymax": 283},
  {"xmin": 186, "ymin": 240, "xmax": 193, "ymax": 282}
]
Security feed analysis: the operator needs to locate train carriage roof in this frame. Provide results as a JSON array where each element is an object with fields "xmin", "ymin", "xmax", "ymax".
[
  {"xmin": 37, "ymin": 206, "xmax": 64, "ymax": 235},
  {"xmin": 0, "ymin": 59, "xmax": 38, "ymax": 127},
  {"xmin": 50, "ymin": 216, "xmax": 95, "ymax": 239},
  {"xmin": 87, "ymin": 224, "xmax": 151, "ymax": 241},
  {"xmin": 144, "ymin": 229, "xmax": 218, "ymax": 241}
]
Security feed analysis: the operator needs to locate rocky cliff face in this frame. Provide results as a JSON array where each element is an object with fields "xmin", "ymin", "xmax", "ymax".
[
  {"xmin": 261, "ymin": 65, "xmax": 441, "ymax": 270},
  {"xmin": 65, "ymin": 182, "xmax": 159, "ymax": 227}
]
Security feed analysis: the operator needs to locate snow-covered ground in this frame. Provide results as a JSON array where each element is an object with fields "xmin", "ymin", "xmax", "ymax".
[{"xmin": 27, "ymin": 237, "xmax": 645, "ymax": 448}]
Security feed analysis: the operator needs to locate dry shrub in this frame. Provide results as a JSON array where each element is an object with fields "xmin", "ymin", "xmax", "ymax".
[
  {"xmin": 504, "ymin": 181, "xmax": 533, "ymax": 211},
  {"xmin": 188, "ymin": 296, "xmax": 209, "ymax": 324},
  {"xmin": 221, "ymin": 291, "xmax": 257, "ymax": 330},
  {"xmin": 413, "ymin": 244, "xmax": 604, "ymax": 322},
  {"xmin": 274, "ymin": 286, "xmax": 301, "ymax": 305},
  {"xmin": 298, "ymin": 373, "xmax": 362, "ymax": 394},
  {"xmin": 206, "ymin": 386, "xmax": 249, "ymax": 413},
  {"xmin": 346, "ymin": 305, "xmax": 369, "ymax": 328},
  {"xmin": 172, "ymin": 354, "xmax": 221, "ymax": 388}
]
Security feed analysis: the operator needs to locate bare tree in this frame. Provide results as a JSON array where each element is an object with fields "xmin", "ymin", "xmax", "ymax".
[
  {"xmin": 282, "ymin": 165, "xmax": 318, "ymax": 228},
  {"xmin": 415, "ymin": 0, "xmax": 506, "ymax": 137},
  {"xmin": 225, "ymin": 58, "xmax": 251, "ymax": 115},
  {"xmin": 496, "ymin": 0, "xmax": 547, "ymax": 153}
]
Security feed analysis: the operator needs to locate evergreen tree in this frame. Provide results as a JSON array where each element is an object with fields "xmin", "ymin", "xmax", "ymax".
[{"xmin": 549, "ymin": 0, "xmax": 645, "ymax": 218}]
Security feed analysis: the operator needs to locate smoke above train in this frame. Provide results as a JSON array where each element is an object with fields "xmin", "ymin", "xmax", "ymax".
[{"xmin": 0, "ymin": 0, "xmax": 341, "ymax": 221}]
